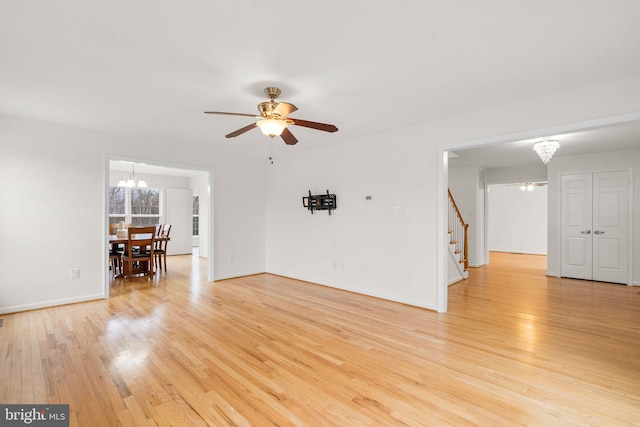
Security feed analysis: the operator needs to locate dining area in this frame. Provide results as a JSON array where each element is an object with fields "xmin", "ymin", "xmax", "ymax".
[{"xmin": 109, "ymin": 223, "xmax": 172, "ymax": 281}]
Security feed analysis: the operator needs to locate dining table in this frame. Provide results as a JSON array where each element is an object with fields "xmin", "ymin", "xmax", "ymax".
[{"xmin": 109, "ymin": 233, "xmax": 170, "ymax": 278}]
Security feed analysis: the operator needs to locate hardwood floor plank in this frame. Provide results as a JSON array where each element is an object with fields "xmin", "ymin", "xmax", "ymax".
[{"xmin": 1, "ymin": 251, "xmax": 639, "ymax": 425}]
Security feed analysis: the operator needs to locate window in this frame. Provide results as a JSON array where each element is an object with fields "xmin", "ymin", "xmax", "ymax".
[
  {"xmin": 108, "ymin": 187, "xmax": 161, "ymax": 226},
  {"xmin": 108, "ymin": 187, "xmax": 126, "ymax": 224},
  {"xmin": 131, "ymin": 188, "xmax": 160, "ymax": 226},
  {"xmin": 192, "ymin": 195, "xmax": 199, "ymax": 236}
]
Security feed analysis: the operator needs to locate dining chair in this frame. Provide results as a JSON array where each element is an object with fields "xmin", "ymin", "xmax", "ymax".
[
  {"xmin": 154, "ymin": 224, "xmax": 172, "ymax": 272},
  {"xmin": 108, "ymin": 223, "xmax": 124, "ymax": 276},
  {"xmin": 121, "ymin": 226, "xmax": 156, "ymax": 281}
]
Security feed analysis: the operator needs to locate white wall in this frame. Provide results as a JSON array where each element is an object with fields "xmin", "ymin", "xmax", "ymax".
[
  {"xmin": 484, "ymin": 164, "xmax": 548, "ymax": 185},
  {"xmin": 108, "ymin": 170, "xmax": 192, "ymax": 192},
  {"xmin": 448, "ymin": 167, "xmax": 485, "ymax": 267},
  {"xmin": 488, "ymin": 184, "xmax": 547, "ymax": 255},
  {"xmin": 547, "ymin": 148, "xmax": 640, "ymax": 283},
  {"xmin": 0, "ymin": 114, "xmax": 267, "ymax": 314},
  {"xmin": 266, "ymin": 129, "xmax": 435, "ymax": 308}
]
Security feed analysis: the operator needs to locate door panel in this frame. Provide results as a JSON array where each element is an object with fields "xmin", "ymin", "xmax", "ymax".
[
  {"xmin": 166, "ymin": 188, "xmax": 193, "ymax": 255},
  {"xmin": 592, "ymin": 171, "xmax": 628, "ymax": 284},
  {"xmin": 597, "ymin": 238, "xmax": 620, "ymax": 269},
  {"xmin": 561, "ymin": 174, "xmax": 593, "ymax": 280},
  {"xmin": 567, "ymin": 237, "xmax": 588, "ymax": 266}
]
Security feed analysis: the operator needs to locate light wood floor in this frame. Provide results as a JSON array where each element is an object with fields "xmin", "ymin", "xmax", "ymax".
[{"xmin": 1, "ymin": 252, "xmax": 639, "ymax": 426}]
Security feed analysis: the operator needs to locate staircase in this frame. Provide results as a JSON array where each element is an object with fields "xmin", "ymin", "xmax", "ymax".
[{"xmin": 448, "ymin": 189, "xmax": 468, "ymax": 284}]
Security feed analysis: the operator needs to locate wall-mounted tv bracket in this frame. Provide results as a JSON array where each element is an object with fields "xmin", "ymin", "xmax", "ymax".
[{"xmin": 302, "ymin": 190, "xmax": 337, "ymax": 215}]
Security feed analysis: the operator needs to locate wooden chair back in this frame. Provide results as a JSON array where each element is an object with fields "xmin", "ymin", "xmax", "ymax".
[
  {"xmin": 127, "ymin": 226, "xmax": 156, "ymax": 253},
  {"xmin": 154, "ymin": 224, "xmax": 172, "ymax": 272},
  {"xmin": 122, "ymin": 226, "xmax": 157, "ymax": 280}
]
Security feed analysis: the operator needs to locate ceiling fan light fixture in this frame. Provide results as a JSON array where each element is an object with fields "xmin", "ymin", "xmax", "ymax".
[
  {"xmin": 533, "ymin": 139, "xmax": 560, "ymax": 165},
  {"xmin": 257, "ymin": 118, "xmax": 287, "ymax": 137}
]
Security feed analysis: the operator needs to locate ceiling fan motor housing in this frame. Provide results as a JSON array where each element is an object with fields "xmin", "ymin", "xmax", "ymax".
[
  {"xmin": 264, "ymin": 87, "xmax": 281, "ymax": 100},
  {"xmin": 258, "ymin": 101, "xmax": 276, "ymax": 117}
]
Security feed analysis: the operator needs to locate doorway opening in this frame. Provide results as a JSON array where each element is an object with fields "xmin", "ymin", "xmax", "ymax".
[
  {"xmin": 104, "ymin": 156, "xmax": 214, "ymax": 298},
  {"xmin": 438, "ymin": 111, "xmax": 640, "ymax": 313}
]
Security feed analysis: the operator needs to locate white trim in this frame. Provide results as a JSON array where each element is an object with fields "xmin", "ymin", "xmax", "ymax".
[
  {"xmin": 214, "ymin": 271, "xmax": 267, "ymax": 281},
  {"xmin": 468, "ymin": 262, "xmax": 486, "ymax": 268},
  {"xmin": 437, "ymin": 150, "xmax": 448, "ymax": 312},
  {"xmin": 0, "ymin": 294, "xmax": 105, "ymax": 315},
  {"xmin": 438, "ymin": 111, "xmax": 640, "ymax": 313}
]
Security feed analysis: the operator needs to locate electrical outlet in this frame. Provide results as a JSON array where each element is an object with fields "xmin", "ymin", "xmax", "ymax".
[{"xmin": 70, "ymin": 268, "xmax": 80, "ymax": 279}]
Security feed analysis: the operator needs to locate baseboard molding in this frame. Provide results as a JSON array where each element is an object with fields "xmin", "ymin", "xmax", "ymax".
[
  {"xmin": 214, "ymin": 271, "xmax": 266, "ymax": 281},
  {"xmin": 633, "ymin": 281, "xmax": 640, "ymax": 286},
  {"xmin": 468, "ymin": 262, "xmax": 485, "ymax": 268},
  {"xmin": 0, "ymin": 293, "xmax": 105, "ymax": 315},
  {"xmin": 448, "ymin": 276, "xmax": 465, "ymax": 286},
  {"xmin": 546, "ymin": 271, "xmax": 560, "ymax": 277}
]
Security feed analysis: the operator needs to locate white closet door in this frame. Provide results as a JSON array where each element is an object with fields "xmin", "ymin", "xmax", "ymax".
[
  {"xmin": 561, "ymin": 171, "xmax": 629, "ymax": 284},
  {"xmin": 592, "ymin": 171, "xmax": 628, "ymax": 284},
  {"xmin": 561, "ymin": 174, "xmax": 593, "ymax": 280},
  {"xmin": 165, "ymin": 188, "xmax": 193, "ymax": 255}
]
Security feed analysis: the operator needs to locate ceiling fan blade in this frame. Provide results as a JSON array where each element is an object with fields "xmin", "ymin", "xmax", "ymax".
[
  {"xmin": 280, "ymin": 127, "xmax": 298, "ymax": 145},
  {"xmin": 288, "ymin": 118, "xmax": 338, "ymax": 133},
  {"xmin": 205, "ymin": 111, "xmax": 260, "ymax": 118},
  {"xmin": 226, "ymin": 123, "xmax": 257, "ymax": 138},
  {"xmin": 273, "ymin": 102, "xmax": 298, "ymax": 118}
]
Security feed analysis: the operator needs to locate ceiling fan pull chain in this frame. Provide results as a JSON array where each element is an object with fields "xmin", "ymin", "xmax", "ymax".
[{"xmin": 268, "ymin": 139, "xmax": 274, "ymax": 164}]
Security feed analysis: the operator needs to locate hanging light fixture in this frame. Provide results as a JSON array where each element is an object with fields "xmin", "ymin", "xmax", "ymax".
[
  {"xmin": 256, "ymin": 118, "xmax": 287, "ymax": 137},
  {"xmin": 118, "ymin": 164, "xmax": 147, "ymax": 188},
  {"xmin": 533, "ymin": 139, "xmax": 560, "ymax": 165}
]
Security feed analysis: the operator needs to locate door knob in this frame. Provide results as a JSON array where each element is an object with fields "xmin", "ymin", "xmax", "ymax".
[
  {"xmin": 580, "ymin": 230, "xmax": 591, "ymax": 234},
  {"xmin": 594, "ymin": 230, "xmax": 604, "ymax": 235}
]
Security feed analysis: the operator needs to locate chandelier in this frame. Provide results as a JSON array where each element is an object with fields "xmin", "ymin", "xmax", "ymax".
[
  {"xmin": 117, "ymin": 164, "xmax": 147, "ymax": 188},
  {"xmin": 533, "ymin": 139, "xmax": 560, "ymax": 165}
]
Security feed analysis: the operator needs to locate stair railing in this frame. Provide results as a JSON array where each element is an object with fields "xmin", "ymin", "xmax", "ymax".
[{"xmin": 448, "ymin": 189, "xmax": 469, "ymax": 270}]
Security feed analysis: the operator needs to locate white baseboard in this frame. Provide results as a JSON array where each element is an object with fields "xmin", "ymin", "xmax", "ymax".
[
  {"xmin": 214, "ymin": 270, "xmax": 266, "ymax": 281},
  {"xmin": 448, "ymin": 276, "xmax": 465, "ymax": 286},
  {"xmin": 633, "ymin": 281, "xmax": 640, "ymax": 286},
  {"xmin": 0, "ymin": 293, "xmax": 105, "ymax": 315}
]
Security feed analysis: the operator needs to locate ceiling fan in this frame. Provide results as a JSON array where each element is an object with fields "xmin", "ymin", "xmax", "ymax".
[{"xmin": 204, "ymin": 87, "xmax": 338, "ymax": 145}]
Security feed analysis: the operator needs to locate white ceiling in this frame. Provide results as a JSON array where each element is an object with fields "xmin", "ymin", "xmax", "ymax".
[{"xmin": 2, "ymin": 1, "xmax": 640, "ymax": 164}]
